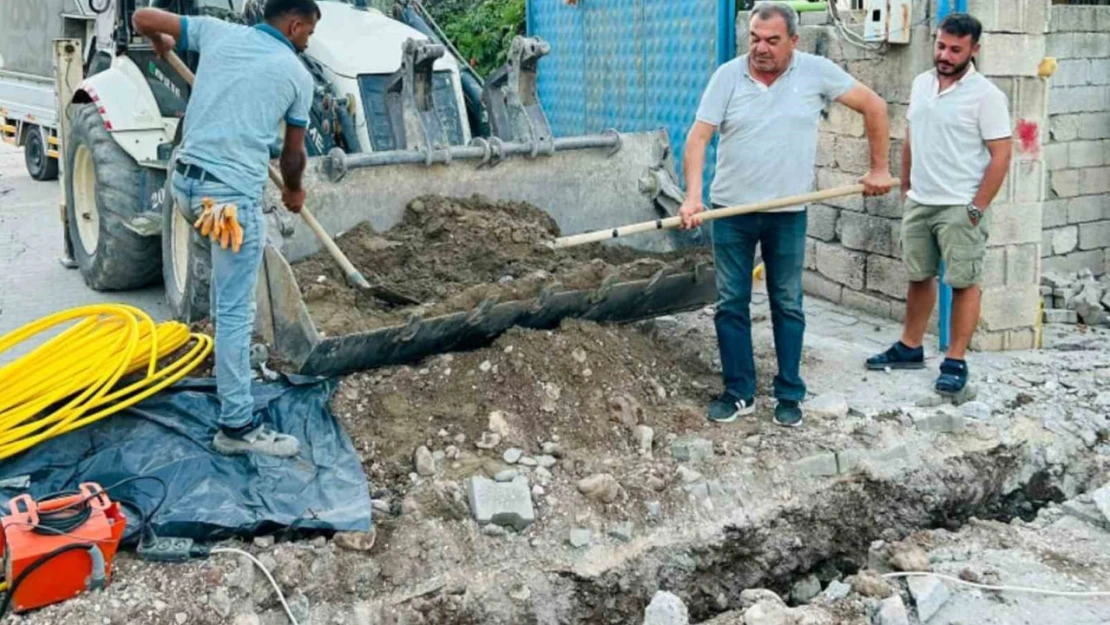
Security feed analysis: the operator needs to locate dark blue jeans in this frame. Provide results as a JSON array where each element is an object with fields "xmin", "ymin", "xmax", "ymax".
[{"xmin": 712, "ymin": 209, "xmax": 808, "ymax": 403}]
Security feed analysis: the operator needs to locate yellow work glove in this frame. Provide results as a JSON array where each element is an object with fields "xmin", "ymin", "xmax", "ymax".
[{"xmin": 193, "ymin": 198, "xmax": 243, "ymax": 253}]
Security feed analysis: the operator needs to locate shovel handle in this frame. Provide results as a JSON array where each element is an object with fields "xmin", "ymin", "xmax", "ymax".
[
  {"xmin": 165, "ymin": 51, "xmax": 371, "ymax": 289},
  {"xmin": 552, "ymin": 181, "xmax": 900, "ymax": 249}
]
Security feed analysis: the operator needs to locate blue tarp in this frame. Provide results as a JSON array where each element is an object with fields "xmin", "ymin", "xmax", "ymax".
[{"xmin": 0, "ymin": 376, "xmax": 372, "ymax": 543}]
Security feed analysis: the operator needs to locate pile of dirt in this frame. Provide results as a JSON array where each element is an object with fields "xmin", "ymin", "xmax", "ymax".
[{"xmin": 292, "ymin": 195, "xmax": 707, "ymax": 335}]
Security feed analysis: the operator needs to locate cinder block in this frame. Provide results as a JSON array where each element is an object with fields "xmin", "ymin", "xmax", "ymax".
[
  {"xmin": 1042, "ymin": 249, "xmax": 1105, "ymax": 275},
  {"xmin": 842, "ymin": 288, "xmax": 893, "ymax": 320},
  {"xmin": 1045, "ymin": 308, "xmax": 1079, "ymax": 324},
  {"xmin": 1017, "ymin": 77, "xmax": 1050, "ymax": 123},
  {"xmin": 808, "ymin": 204, "xmax": 840, "ymax": 242},
  {"xmin": 979, "ymin": 33, "xmax": 1046, "ymax": 76},
  {"xmin": 1050, "ymin": 6, "xmax": 1088, "ymax": 34},
  {"xmin": 1042, "ymin": 230, "xmax": 1054, "ymax": 258},
  {"xmin": 889, "ymin": 103, "xmax": 909, "ymax": 141},
  {"xmin": 980, "ymin": 284, "xmax": 1041, "ymax": 331},
  {"xmin": 1048, "ymin": 86, "xmax": 1110, "ymax": 115},
  {"xmin": 1070, "ymin": 141, "xmax": 1106, "ymax": 168},
  {"xmin": 1006, "ymin": 328, "xmax": 1037, "ymax": 350},
  {"xmin": 1077, "ymin": 113, "xmax": 1110, "ymax": 140},
  {"xmin": 1079, "ymin": 220, "xmax": 1110, "ymax": 250},
  {"xmin": 1074, "ymin": 33, "xmax": 1110, "ymax": 59},
  {"xmin": 1051, "ymin": 225, "xmax": 1080, "ymax": 255},
  {"xmin": 1013, "ymin": 159, "xmax": 1046, "ymax": 202},
  {"xmin": 1068, "ymin": 195, "xmax": 1107, "ymax": 223},
  {"xmin": 1050, "ymin": 114, "xmax": 1080, "ymax": 143},
  {"xmin": 1080, "ymin": 167, "xmax": 1110, "ymax": 195},
  {"xmin": 815, "ymin": 242, "xmax": 867, "ymax": 290},
  {"xmin": 834, "ymin": 136, "xmax": 872, "ymax": 175},
  {"xmin": 817, "ymin": 168, "xmax": 864, "ymax": 212},
  {"xmin": 1091, "ymin": 60, "xmax": 1110, "ymax": 86},
  {"xmin": 988, "ymin": 202, "xmax": 1044, "ymax": 246},
  {"xmin": 1044, "ymin": 142, "xmax": 1069, "ymax": 171},
  {"xmin": 1053, "ymin": 59, "xmax": 1091, "ymax": 88},
  {"xmin": 865, "ymin": 192, "xmax": 905, "ymax": 219},
  {"xmin": 839, "ymin": 212, "xmax": 899, "ymax": 256},
  {"xmin": 816, "ymin": 132, "xmax": 836, "ymax": 168},
  {"xmin": 971, "ymin": 330, "xmax": 1007, "ymax": 351},
  {"xmin": 1006, "ymin": 244, "xmax": 1041, "ymax": 284},
  {"xmin": 1099, "ymin": 8, "xmax": 1110, "ymax": 34},
  {"xmin": 866, "ymin": 254, "xmax": 908, "ymax": 300},
  {"xmin": 1051, "ymin": 169, "xmax": 1081, "ymax": 198},
  {"xmin": 1043, "ymin": 198, "xmax": 1069, "ymax": 228},
  {"xmin": 803, "ymin": 270, "xmax": 843, "ymax": 303},
  {"xmin": 1046, "ymin": 33, "xmax": 1073, "ymax": 58},
  {"xmin": 983, "ymin": 247, "xmax": 1007, "ymax": 287},
  {"xmin": 821, "ymin": 102, "xmax": 865, "ymax": 138},
  {"xmin": 805, "ymin": 237, "xmax": 817, "ymax": 271}
]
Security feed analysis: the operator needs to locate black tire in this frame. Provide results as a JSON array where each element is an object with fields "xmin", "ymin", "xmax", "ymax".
[
  {"xmin": 24, "ymin": 125, "xmax": 59, "ymax": 181},
  {"xmin": 65, "ymin": 104, "xmax": 162, "ymax": 291},
  {"xmin": 161, "ymin": 154, "xmax": 212, "ymax": 322}
]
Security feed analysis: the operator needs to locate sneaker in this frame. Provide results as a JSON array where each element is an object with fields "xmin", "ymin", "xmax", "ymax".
[
  {"xmin": 214, "ymin": 425, "xmax": 300, "ymax": 458},
  {"xmin": 934, "ymin": 358, "xmax": 968, "ymax": 396},
  {"xmin": 865, "ymin": 341, "xmax": 926, "ymax": 371},
  {"xmin": 707, "ymin": 393, "xmax": 756, "ymax": 423},
  {"xmin": 773, "ymin": 400, "xmax": 803, "ymax": 428}
]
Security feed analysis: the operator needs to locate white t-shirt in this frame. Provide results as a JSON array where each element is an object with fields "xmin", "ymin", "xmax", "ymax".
[{"xmin": 906, "ymin": 64, "xmax": 1012, "ymax": 206}]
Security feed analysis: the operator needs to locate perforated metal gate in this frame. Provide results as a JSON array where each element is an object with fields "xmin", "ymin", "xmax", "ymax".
[{"xmin": 526, "ymin": 0, "xmax": 737, "ymax": 194}]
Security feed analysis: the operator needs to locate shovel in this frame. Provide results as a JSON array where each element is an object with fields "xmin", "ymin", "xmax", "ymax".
[
  {"xmin": 552, "ymin": 182, "xmax": 899, "ymax": 249},
  {"xmin": 165, "ymin": 51, "xmax": 419, "ymax": 307}
]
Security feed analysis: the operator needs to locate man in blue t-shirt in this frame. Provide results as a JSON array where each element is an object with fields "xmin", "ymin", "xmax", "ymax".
[{"xmin": 132, "ymin": 0, "xmax": 319, "ymax": 457}]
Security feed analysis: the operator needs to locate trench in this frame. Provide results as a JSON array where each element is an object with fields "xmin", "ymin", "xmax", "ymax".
[{"xmin": 391, "ymin": 440, "xmax": 1098, "ymax": 625}]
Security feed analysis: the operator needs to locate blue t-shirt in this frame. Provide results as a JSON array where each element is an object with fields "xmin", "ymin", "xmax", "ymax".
[{"xmin": 176, "ymin": 17, "xmax": 313, "ymax": 198}]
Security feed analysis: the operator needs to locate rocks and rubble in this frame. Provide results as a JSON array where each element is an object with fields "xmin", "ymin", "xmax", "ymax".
[{"xmin": 1041, "ymin": 270, "xmax": 1110, "ymax": 327}]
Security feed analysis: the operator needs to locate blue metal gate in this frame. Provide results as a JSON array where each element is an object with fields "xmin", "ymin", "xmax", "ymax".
[{"xmin": 526, "ymin": 0, "xmax": 737, "ymax": 191}]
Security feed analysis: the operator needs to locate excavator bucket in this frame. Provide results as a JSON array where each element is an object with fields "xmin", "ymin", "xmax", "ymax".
[{"xmin": 255, "ymin": 37, "xmax": 716, "ymax": 377}]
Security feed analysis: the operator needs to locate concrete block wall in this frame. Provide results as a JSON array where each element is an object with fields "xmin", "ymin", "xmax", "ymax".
[
  {"xmin": 747, "ymin": 0, "xmax": 1051, "ymax": 351},
  {"xmin": 1042, "ymin": 5, "xmax": 1110, "ymax": 279}
]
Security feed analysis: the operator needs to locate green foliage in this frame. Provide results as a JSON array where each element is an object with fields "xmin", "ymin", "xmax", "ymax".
[{"xmin": 425, "ymin": 0, "xmax": 526, "ymax": 78}]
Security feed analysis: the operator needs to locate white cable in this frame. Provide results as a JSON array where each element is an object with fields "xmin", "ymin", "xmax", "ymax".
[
  {"xmin": 211, "ymin": 547, "xmax": 300, "ymax": 625},
  {"xmin": 882, "ymin": 572, "xmax": 1110, "ymax": 598}
]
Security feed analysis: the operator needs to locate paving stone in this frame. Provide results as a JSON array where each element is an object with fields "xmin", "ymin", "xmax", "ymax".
[
  {"xmin": 876, "ymin": 595, "xmax": 910, "ymax": 625},
  {"xmin": 643, "ymin": 591, "xmax": 690, "ymax": 625},
  {"xmin": 568, "ymin": 528, "xmax": 592, "ymax": 548},
  {"xmin": 908, "ymin": 575, "xmax": 951, "ymax": 623},
  {"xmin": 803, "ymin": 392, "xmax": 849, "ymax": 418},
  {"xmin": 795, "ymin": 452, "xmax": 838, "ymax": 477},
  {"xmin": 671, "ymin": 436, "xmax": 713, "ymax": 462},
  {"xmin": 466, "ymin": 475, "xmax": 535, "ymax": 531}
]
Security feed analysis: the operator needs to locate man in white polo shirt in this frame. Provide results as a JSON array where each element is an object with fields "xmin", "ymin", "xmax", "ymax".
[
  {"xmin": 680, "ymin": 1, "xmax": 893, "ymax": 428},
  {"xmin": 866, "ymin": 13, "xmax": 1012, "ymax": 397}
]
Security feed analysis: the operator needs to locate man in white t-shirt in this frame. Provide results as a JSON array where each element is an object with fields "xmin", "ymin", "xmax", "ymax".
[{"xmin": 866, "ymin": 13, "xmax": 1012, "ymax": 397}]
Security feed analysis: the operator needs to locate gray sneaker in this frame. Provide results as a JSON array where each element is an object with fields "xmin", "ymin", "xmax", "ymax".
[{"xmin": 213, "ymin": 426, "xmax": 299, "ymax": 458}]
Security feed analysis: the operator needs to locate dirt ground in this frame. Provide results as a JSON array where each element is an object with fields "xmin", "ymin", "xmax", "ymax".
[{"xmin": 291, "ymin": 195, "xmax": 708, "ymax": 335}]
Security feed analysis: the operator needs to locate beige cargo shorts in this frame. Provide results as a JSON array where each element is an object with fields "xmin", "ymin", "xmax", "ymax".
[{"xmin": 901, "ymin": 199, "xmax": 991, "ymax": 289}]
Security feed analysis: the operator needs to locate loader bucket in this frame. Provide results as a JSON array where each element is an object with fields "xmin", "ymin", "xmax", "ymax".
[{"xmin": 255, "ymin": 129, "xmax": 717, "ymax": 377}]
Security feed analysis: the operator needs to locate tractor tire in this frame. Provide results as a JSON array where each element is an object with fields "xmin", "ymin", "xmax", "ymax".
[
  {"xmin": 25, "ymin": 125, "xmax": 58, "ymax": 181},
  {"xmin": 162, "ymin": 155, "xmax": 212, "ymax": 323},
  {"xmin": 65, "ymin": 104, "xmax": 162, "ymax": 291}
]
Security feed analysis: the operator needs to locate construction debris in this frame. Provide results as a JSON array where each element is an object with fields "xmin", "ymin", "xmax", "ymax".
[{"xmin": 1041, "ymin": 270, "xmax": 1110, "ymax": 327}]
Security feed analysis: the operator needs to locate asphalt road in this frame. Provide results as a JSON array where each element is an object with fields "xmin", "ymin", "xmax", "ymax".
[{"xmin": 0, "ymin": 143, "xmax": 166, "ymax": 359}]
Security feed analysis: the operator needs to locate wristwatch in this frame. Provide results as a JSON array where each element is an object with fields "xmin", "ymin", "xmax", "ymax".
[{"xmin": 966, "ymin": 203, "xmax": 984, "ymax": 224}]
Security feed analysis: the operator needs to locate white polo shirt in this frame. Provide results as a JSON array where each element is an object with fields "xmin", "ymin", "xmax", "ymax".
[{"xmin": 906, "ymin": 64, "xmax": 1012, "ymax": 207}]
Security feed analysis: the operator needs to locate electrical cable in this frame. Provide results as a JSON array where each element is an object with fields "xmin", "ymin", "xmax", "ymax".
[
  {"xmin": 882, "ymin": 572, "xmax": 1110, "ymax": 598},
  {"xmin": 211, "ymin": 547, "xmax": 300, "ymax": 625},
  {"xmin": 0, "ymin": 305, "xmax": 213, "ymax": 462}
]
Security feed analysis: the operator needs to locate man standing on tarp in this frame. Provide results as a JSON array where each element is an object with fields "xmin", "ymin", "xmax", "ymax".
[
  {"xmin": 132, "ymin": 0, "xmax": 320, "ymax": 457},
  {"xmin": 680, "ymin": 1, "xmax": 894, "ymax": 428}
]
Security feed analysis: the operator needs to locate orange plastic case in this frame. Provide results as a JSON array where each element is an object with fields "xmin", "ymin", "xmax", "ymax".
[{"xmin": 2, "ymin": 482, "xmax": 126, "ymax": 613}]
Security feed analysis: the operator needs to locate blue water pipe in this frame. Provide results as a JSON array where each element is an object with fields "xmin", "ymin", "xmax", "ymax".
[{"xmin": 935, "ymin": 0, "xmax": 966, "ymax": 352}]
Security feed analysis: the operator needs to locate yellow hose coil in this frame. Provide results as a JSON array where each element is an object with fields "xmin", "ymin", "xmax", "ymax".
[{"xmin": 0, "ymin": 305, "xmax": 213, "ymax": 461}]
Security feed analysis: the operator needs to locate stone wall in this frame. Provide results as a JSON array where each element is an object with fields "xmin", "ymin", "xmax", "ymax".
[
  {"xmin": 737, "ymin": 1, "xmax": 1051, "ymax": 350},
  {"xmin": 1042, "ymin": 5, "xmax": 1110, "ymax": 277}
]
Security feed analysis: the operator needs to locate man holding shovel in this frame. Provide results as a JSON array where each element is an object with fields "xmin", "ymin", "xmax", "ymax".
[
  {"xmin": 680, "ymin": 1, "xmax": 893, "ymax": 427},
  {"xmin": 132, "ymin": 0, "xmax": 319, "ymax": 457}
]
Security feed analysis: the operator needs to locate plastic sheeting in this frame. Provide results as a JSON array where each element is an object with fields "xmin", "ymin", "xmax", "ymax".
[{"xmin": 0, "ymin": 376, "xmax": 372, "ymax": 543}]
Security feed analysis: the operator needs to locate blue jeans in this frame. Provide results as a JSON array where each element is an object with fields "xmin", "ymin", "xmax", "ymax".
[
  {"xmin": 712, "ymin": 210, "xmax": 808, "ymax": 403},
  {"xmin": 171, "ymin": 173, "xmax": 264, "ymax": 431}
]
